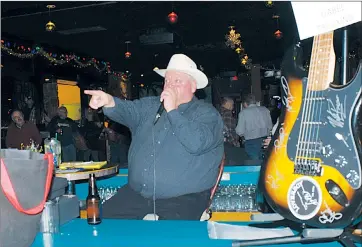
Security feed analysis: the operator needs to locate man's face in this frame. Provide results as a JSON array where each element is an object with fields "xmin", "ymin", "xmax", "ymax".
[
  {"xmin": 25, "ymin": 97, "xmax": 34, "ymax": 107},
  {"xmin": 163, "ymin": 71, "xmax": 196, "ymax": 102},
  {"xmin": 225, "ymin": 99, "xmax": 234, "ymax": 110},
  {"xmin": 58, "ymin": 108, "xmax": 67, "ymax": 119},
  {"xmin": 12, "ymin": 111, "xmax": 25, "ymax": 128}
]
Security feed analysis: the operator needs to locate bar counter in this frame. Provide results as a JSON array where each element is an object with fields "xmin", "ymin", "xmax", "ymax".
[
  {"xmin": 31, "ymin": 219, "xmax": 347, "ymax": 247},
  {"xmin": 31, "ymin": 166, "xmax": 359, "ymax": 247}
]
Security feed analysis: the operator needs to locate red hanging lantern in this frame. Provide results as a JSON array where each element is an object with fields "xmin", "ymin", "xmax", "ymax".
[
  {"xmin": 274, "ymin": 29, "xmax": 283, "ymax": 39},
  {"xmin": 168, "ymin": 11, "xmax": 178, "ymax": 24},
  {"xmin": 125, "ymin": 51, "xmax": 132, "ymax": 59}
]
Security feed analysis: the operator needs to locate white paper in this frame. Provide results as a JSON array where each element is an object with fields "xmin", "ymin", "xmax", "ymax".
[
  {"xmin": 291, "ymin": 2, "xmax": 362, "ymax": 40},
  {"xmin": 207, "ymin": 221, "xmax": 294, "ymax": 240}
]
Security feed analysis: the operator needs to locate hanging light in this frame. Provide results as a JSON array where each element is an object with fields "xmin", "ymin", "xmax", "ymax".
[
  {"xmin": 124, "ymin": 41, "xmax": 131, "ymax": 59},
  {"xmin": 46, "ymin": 21, "xmax": 56, "ymax": 32},
  {"xmin": 168, "ymin": 11, "xmax": 178, "ymax": 24},
  {"xmin": 125, "ymin": 51, "xmax": 132, "ymax": 58},
  {"xmin": 274, "ymin": 29, "xmax": 283, "ymax": 39},
  {"xmin": 265, "ymin": 1, "xmax": 274, "ymax": 8},
  {"xmin": 272, "ymin": 15, "xmax": 283, "ymax": 40},
  {"xmin": 235, "ymin": 47, "xmax": 244, "ymax": 54},
  {"xmin": 225, "ymin": 26, "xmax": 242, "ymax": 49},
  {"xmin": 241, "ymin": 54, "xmax": 248, "ymax": 65},
  {"xmin": 45, "ymin": 5, "xmax": 56, "ymax": 32}
]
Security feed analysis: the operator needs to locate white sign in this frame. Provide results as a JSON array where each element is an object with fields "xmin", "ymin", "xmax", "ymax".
[{"xmin": 291, "ymin": 2, "xmax": 362, "ymax": 40}]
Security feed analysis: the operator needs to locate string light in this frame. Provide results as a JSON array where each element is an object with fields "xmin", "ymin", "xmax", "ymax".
[{"xmin": 1, "ymin": 40, "xmax": 126, "ymax": 76}]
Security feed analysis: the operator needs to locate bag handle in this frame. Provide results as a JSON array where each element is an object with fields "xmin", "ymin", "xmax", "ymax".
[{"xmin": 0, "ymin": 153, "xmax": 54, "ymax": 215}]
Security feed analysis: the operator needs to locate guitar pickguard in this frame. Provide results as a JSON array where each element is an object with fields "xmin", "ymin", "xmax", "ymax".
[{"xmin": 286, "ymin": 77, "xmax": 362, "ymax": 190}]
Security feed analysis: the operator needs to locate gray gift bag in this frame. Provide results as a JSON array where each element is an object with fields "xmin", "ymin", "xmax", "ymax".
[{"xmin": 0, "ymin": 149, "xmax": 54, "ymax": 247}]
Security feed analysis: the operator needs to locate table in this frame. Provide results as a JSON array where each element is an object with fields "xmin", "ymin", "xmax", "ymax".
[
  {"xmin": 31, "ymin": 219, "xmax": 353, "ymax": 247},
  {"xmin": 56, "ymin": 164, "xmax": 118, "ymax": 195}
]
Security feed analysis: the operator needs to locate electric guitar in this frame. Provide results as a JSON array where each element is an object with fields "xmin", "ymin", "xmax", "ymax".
[{"xmin": 260, "ymin": 31, "xmax": 362, "ymax": 228}]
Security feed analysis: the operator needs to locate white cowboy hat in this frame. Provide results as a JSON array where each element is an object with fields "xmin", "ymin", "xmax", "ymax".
[{"xmin": 154, "ymin": 54, "xmax": 208, "ymax": 89}]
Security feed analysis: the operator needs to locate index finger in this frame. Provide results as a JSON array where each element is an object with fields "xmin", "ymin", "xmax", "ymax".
[{"xmin": 84, "ymin": 90, "xmax": 101, "ymax": 96}]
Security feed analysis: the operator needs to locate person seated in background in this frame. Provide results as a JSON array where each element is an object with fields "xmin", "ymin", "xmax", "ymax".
[
  {"xmin": 236, "ymin": 94, "xmax": 273, "ymax": 160},
  {"xmin": 85, "ymin": 54, "xmax": 224, "ymax": 220},
  {"xmin": 47, "ymin": 106, "xmax": 78, "ymax": 162},
  {"xmin": 6, "ymin": 110, "xmax": 42, "ymax": 149}
]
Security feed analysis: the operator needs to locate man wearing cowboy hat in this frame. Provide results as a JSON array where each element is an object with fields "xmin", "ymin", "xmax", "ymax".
[{"xmin": 85, "ymin": 54, "xmax": 224, "ymax": 220}]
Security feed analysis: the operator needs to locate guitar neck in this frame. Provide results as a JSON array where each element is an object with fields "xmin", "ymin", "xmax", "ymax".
[{"xmin": 307, "ymin": 31, "xmax": 335, "ymax": 91}]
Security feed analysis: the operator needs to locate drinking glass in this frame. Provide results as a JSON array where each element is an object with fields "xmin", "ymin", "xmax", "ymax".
[{"xmin": 40, "ymin": 198, "xmax": 60, "ymax": 233}]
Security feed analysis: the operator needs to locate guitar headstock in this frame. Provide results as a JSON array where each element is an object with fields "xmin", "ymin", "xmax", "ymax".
[{"xmin": 281, "ymin": 42, "xmax": 308, "ymax": 80}]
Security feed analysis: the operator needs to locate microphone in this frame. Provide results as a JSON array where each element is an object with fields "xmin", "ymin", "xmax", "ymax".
[{"xmin": 153, "ymin": 102, "xmax": 164, "ymax": 125}]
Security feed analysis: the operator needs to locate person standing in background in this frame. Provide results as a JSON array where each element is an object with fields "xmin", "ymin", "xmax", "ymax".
[
  {"xmin": 47, "ymin": 106, "xmax": 78, "ymax": 162},
  {"xmin": 236, "ymin": 94, "xmax": 273, "ymax": 160},
  {"xmin": 104, "ymin": 120, "xmax": 131, "ymax": 167},
  {"xmin": 22, "ymin": 96, "xmax": 38, "ymax": 125},
  {"xmin": 81, "ymin": 109, "xmax": 103, "ymax": 161},
  {"xmin": 219, "ymin": 97, "xmax": 239, "ymax": 148}
]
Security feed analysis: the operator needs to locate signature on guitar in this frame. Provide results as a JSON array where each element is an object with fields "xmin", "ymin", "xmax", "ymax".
[
  {"xmin": 319, "ymin": 201, "xmax": 343, "ymax": 224},
  {"xmin": 326, "ymin": 95, "xmax": 346, "ymax": 128},
  {"xmin": 281, "ymin": 76, "xmax": 295, "ymax": 112},
  {"xmin": 274, "ymin": 123, "xmax": 286, "ymax": 152},
  {"xmin": 266, "ymin": 162, "xmax": 284, "ymax": 189}
]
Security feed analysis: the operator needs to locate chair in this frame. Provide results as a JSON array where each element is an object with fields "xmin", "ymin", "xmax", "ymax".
[{"xmin": 200, "ymin": 153, "xmax": 226, "ymax": 221}]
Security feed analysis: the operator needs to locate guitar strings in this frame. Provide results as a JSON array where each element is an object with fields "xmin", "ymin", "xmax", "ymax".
[
  {"xmin": 315, "ymin": 33, "xmax": 333, "ymax": 161},
  {"xmin": 307, "ymin": 34, "xmax": 322, "ymax": 167},
  {"xmin": 303, "ymin": 37, "xmax": 315, "ymax": 170},
  {"xmin": 297, "ymin": 35, "xmax": 318, "ymax": 170},
  {"xmin": 303, "ymin": 35, "xmax": 317, "ymax": 166},
  {"xmin": 311, "ymin": 34, "xmax": 321, "ymax": 161},
  {"xmin": 311, "ymin": 34, "xmax": 323, "ymax": 161},
  {"xmin": 295, "ymin": 41, "xmax": 311, "ymax": 167}
]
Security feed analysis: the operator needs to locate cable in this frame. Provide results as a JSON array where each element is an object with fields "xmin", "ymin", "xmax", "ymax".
[{"xmin": 151, "ymin": 119, "xmax": 157, "ymax": 220}]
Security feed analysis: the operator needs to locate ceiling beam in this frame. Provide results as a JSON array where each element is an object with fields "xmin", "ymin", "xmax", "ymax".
[{"xmin": 1, "ymin": 2, "xmax": 118, "ymax": 20}]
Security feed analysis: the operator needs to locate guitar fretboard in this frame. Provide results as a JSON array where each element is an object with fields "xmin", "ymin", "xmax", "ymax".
[{"xmin": 307, "ymin": 32, "xmax": 335, "ymax": 91}]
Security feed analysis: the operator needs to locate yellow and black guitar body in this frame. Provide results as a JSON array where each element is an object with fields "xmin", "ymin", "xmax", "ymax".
[{"xmin": 260, "ymin": 42, "xmax": 362, "ymax": 228}]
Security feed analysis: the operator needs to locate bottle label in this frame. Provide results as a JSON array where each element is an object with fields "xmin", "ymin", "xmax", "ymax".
[{"xmin": 87, "ymin": 199, "xmax": 102, "ymax": 220}]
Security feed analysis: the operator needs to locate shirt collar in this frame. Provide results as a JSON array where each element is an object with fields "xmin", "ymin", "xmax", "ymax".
[{"xmin": 178, "ymin": 96, "xmax": 197, "ymax": 112}]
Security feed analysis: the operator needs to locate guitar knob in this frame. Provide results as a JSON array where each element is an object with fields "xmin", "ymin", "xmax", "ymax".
[
  {"xmin": 322, "ymin": 145, "xmax": 333, "ymax": 157},
  {"xmin": 346, "ymin": 170, "xmax": 360, "ymax": 188},
  {"xmin": 334, "ymin": 155, "xmax": 347, "ymax": 168}
]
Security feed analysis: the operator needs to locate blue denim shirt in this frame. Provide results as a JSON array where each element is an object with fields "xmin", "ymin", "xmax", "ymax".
[{"xmin": 103, "ymin": 96, "xmax": 224, "ymax": 199}]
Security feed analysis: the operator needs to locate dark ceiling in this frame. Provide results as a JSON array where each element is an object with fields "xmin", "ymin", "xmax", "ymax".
[{"xmin": 1, "ymin": 1, "xmax": 361, "ymax": 78}]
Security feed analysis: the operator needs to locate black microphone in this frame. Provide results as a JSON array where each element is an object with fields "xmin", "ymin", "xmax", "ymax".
[{"xmin": 153, "ymin": 102, "xmax": 164, "ymax": 125}]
